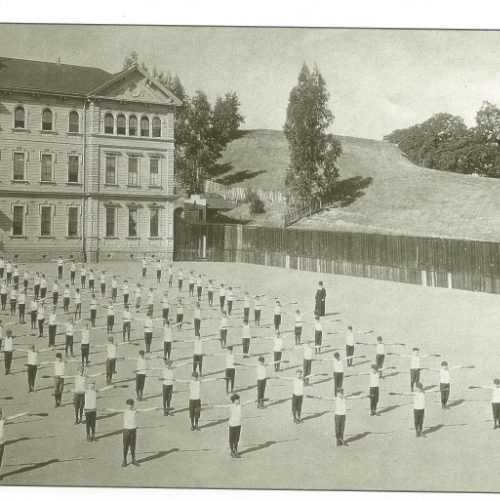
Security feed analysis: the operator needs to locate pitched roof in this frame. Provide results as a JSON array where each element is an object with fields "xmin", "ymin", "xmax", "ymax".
[{"xmin": 0, "ymin": 57, "xmax": 112, "ymax": 95}]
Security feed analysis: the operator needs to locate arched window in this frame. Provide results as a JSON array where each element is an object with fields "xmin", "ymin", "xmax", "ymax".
[
  {"xmin": 152, "ymin": 117, "xmax": 161, "ymax": 138},
  {"xmin": 104, "ymin": 113, "xmax": 114, "ymax": 134},
  {"xmin": 68, "ymin": 111, "xmax": 79, "ymax": 133},
  {"xmin": 129, "ymin": 115, "xmax": 138, "ymax": 136},
  {"xmin": 140, "ymin": 116, "xmax": 149, "ymax": 137},
  {"xmin": 117, "ymin": 114, "xmax": 126, "ymax": 135},
  {"xmin": 42, "ymin": 108, "xmax": 53, "ymax": 131},
  {"xmin": 14, "ymin": 106, "xmax": 25, "ymax": 128}
]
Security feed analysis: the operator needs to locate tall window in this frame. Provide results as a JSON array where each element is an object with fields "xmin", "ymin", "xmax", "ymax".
[
  {"xmin": 152, "ymin": 117, "xmax": 161, "ymax": 138},
  {"xmin": 117, "ymin": 114, "xmax": 126, "ymax": 135},
  {"xmin": 141, "ymin": 116, "xmax": 149, "ymax": 137},
  {"xmin": 12, "ymin": 206, "xmax": 24, "ymax": 236},
  {"xmin": 69, "ymin": 111, "xmax": 79, "ymax": 133},
  {"xmin": 41, "ymin": 154, "xmax": 53, "ymax": 182},
  {"xmin": 40, "ymin": 206, "xmax": 52, "ymax": 236},
  {"xmin": 13, "ymin": 152, "xmax": 25, "ymax": 180},
  {"xmin": 150, "ymin": 208, "xmax": 159, "ymax": 237},
  {"xmin": 129, "ymin": 115, "xmax": 138, "ymax": 136},
  {"xmin": 149, "ymin": 158, "xmax": 159, "ymax": 186},
  {"xmin": 105, "ymin": 207, "xmax": 116, "ymax": 237},
  {"xmin": 128, "ymin": 157, "xmax": 138, "ymax": 185},
  {"xmin": 68, "ymin": 156, "xmax": 79, "ymax": 183},
  {"xmin": 67, "ymin": 207, "xmax": 79, "ymax": 237},
  {"xmin": 128, "ymin": 208, "xmax": 138, "ymax": 237},
  {"xmin": 14, "ymin": 106, "xmax": 25, "ymax": 128},
  {"xmin": 42, "ymin": 108, "xmax": 53, "ymax": 131},
  {"xmin": 105, "ymin": 156, "xmax": 116, "ymax": 184},
  {"xmin": 104, "ymin": 113, "xmax": 114, "ymax": 134}
]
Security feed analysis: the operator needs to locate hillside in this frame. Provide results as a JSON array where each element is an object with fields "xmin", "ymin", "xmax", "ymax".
[{"xmin": 212, "ymin": 129, "xmax": 500, "ymax": 241}]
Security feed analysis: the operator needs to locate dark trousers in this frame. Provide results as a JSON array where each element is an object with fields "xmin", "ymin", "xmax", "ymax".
[
  {"xmin": 81, "ymin": 276, "xmax": 86, "ymax": 288},
  {"xmin": 254, "ymin": 309, "xmax": 261, "ymax": 325},
  {"xmin": 123, "ymin": 321, "xmax": 131, "ymax": 341},
  {"xmin": 178, "ymin": 279, "xmax": 183, "ymax": 292},
  {"xmin": 273, "ymin": 351, "xmax": 282, "ymax": 372},
  {"xmin": 1, "ymin": 293, "xmax": 7, "ymax": 310},
  {"xmin": 18, "ymin": 303, "xmax": 25, "ymax": 323},
  {"xmin": 157, "ymin": 270, "xmax": 161, "ymax": 283},
  {"xmin": 220, "ymin": 329, "xmax": 227, "ymax": 347},
  {"xmin": 227, "ymin": 300, "xmax": 233, "ymax": 316},
  {"xmin": 163, "ymin": 341, "xmax": 172, "ymax": 359},
  {"xmin": 10, "ymin": 299, "xmax": 16, "ymax": 315},
  {"xmin": 162, "ymin": 384, "xmax": 173, "ymax": 411},
  {"xmin": 219, "ymin": 296, "xmax": 225, "ymax": 310},
  {"xmin": 303, "ymin": 359, "xmax": 312, "ymax": 383},
  {"xmin": 81, "ymin": 344, "xmax": 90, "ymax": 366},
  {"xmin": 124, "ymin": 294, "xmax": 129, "ymax": 306},
  {"xmin": 89, "ymin": 308, "xmax": 96, "ymax": 325},
  {"xmin": 410, "ymin": 369, "xmax": 421, "ymax": 391},
  {"xmin": 27, "ymin": 364, "xmax": 37, "ymax": 390},
  {"xmin": 30, "ymin": 310, "xmax": 37, "ymax": 329},
  {"xmin": 335, "ymin": 414, "xmax": 346, "ymax": 443},
  {"xmin": 88, "ymin": 279, "xmax": 93, "ymax": 291},
  {"xmin": 53, "ymin": 292, "xmax": 59, "ymax": 306},
  {"xmin": 225, "ymin": 368, "xmax": 235, "ymax": 392},
  {"xmin": 142, "ymin": 268, "xmax": 147, "ymax": 278},
  {"xmin": 101, "ymin": 283, "xmax": 106, "ymax": 296},
  {"xmin": 38, "ymin": 318, "xmax": 45, "ymax": 336},
  {"xmin": 0, "ymin": 268, "xmax": 3, "ymax": 279},
  {"xmin": 294, "ymin": 326, "xmax": 302, "ymax": 345},
  {"xmin": 4, "ymin": 351, "xmax": 13, "ymax": 374},
  {"xmin": 242, "ymin": 338, "xmax": 250, "ymax": 356},
  {"xmin": 58, "ymin": 265, "xmax": 63, "ymax": 280},
  {"xmin": 48, "ymin": 325, "xmax": 57, "ymax": 347},
  {"xmin": 147, "ymin": 304, "xmax": 154, "ymax": 316},
  {"xmin": 70, "ymin": 271, "xmax": 76, "ymax": 284},
  {"xmin": 85, "ymin": 410, "xmax": 97, "ymax": 437},
  {"xmin": 229, "ymin": 425, "xmax": 241, "ymax": 451},
  {"xmin": 493, "ymin": 403, "xmax": 500, "ymax": 428},
  {"xmin": 193, "ymin": 354, "xmax": 203, "ymax": 375},
  {"xmin": 208, "ymin": 291, "xmax": 213, "ymax": 306},
  {"xmin": 334, "ymin": 372, "xmax": 344, "ymax": 396},
  {"xmin": 274, "ymin": 314, "xmax": 281, "ymax": 330},
  {"xmin": 107, "ymin": 315, "xmax": 114, "ymax": 333},
  {"xmin": 106, "ymin": 358, "xmax": 116, "ymax": 384},
  {"xmin": 63, "ymin": 297, "xmax": 70, "ymax": 312},
  {"xmin": 346, "ymin": 345, "xmax": 354, "ymax": 367},
  {"xmin": 34, "ymin": 284, "xmax": 40, "ymax": 299},
  {"xmin": 40, "ymin": 287, "xmax": 47, "ymax": 299},
  {"xmin": 440, "ymin": 383, "xmax": 450, "ymax": 408},
  {"xmin": 257, "ymin": 379, "xmax": 267, "ymax": 403},
  {"xmin": 136, "ymin": 374, "xmax": 146, "ymax": 398},
  {"xmin": 54, "ymin": 376, "xmax": 64, "ymax": 405},
  {"xmin": 414, "ymin": 409, "xmax": 425, "ymax": 434},
  {"xmin": 243, "ymin": 307, "xmax": 250, "ymax": 323},
  {"xmin": 194, "ymin": 318, "xmax": 201, "ymax": 336},
  {"xmin": 123, "ymin": 428, "xmax": 137, "ymax": 461},
  {"xmin": 315, "ymin": 330, "xmax": 322, "ymax": 350},
  {"xmin": 162, "ymin": 308, "xmax": 169, "ymax": 321},
  {"xmin": 6, "ymin": 272, "xmax": 12, "ymax": 284},
  {"xmin": 73, "ymin": 393, "xmax": 85, "ymax": 421},
  {"xmin": 75, "ymin": 303, "xmax": 82, "ymax": 321},
  {"xmin": 189, "ymin": 283, "xmax": 194, "ymax": 296},
  {"xmin": 189, "ymin": 398, "xmax": 201, "ymax": 426},
  {"xmin": 370, "ymin": 386, "xmax": 380, "ymax": 415},
  {"xmin": 197, "ymin": 286, "xmax": 202, "ymax": 301},
  {"xmin": 65, "ymin": 335, "xmax": 74, "ymax": 356},
  {"xmin": 112, "ymin": 288, "xmax": 117, "ymax": 302},
  {"xmin": 292, "ymin": 394, "xmax": 303, "ymax": 419},
  {"xmin": 376, "ymin": 354, "xmax": 385, "ymax": 370},
  {"xmin": 144, "ymin": 331, "xmax": 153, "ymax": 353}
]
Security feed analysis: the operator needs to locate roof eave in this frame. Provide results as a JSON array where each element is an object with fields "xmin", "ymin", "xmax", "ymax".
[{"xmin": 0, "ymin": 85, "xmax": 87, "ymax": 98}]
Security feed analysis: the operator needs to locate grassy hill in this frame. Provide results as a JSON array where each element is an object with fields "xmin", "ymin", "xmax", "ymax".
[{"xmin": 211, "ymin": 129, "xmax": 500, "ymax": 241}]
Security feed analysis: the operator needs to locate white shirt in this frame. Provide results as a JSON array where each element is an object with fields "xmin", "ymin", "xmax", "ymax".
[
  {"xmin": 273, "ymin": 337, "xmax": 283, "ymax": 352},
  {"xmin": 274, "ymin": 304, "xmax": 281, "ymax": 315},
  {"xmin": 38, "ymin": 307, "xmax": 45, "ymax": 320},
  {"xmin": 295, "ymin": 314, "xmax": 302, "ymax": 327},
  {"xmin": 242, "ymin": 324, "xmax": 250, "ymax": 339},
  {"xmin": 90, "ymin": 298, "xmax": 97, "ymax": 310},
  {"xmin": 226, "ymin": 353, "xmax": 235, "ymax": 369},
  {"xmin": 80, "ymin": 268, "xmax": 86, "ymax": 276},
  {"xmin": 123, "ymin": 310, "xmax": 131, "ymax": 322},
  {"xmin": 27, "ymin": 351, "xmax": 38, "ymax": 365},
  {"xmin": 219, "ymin": 287, "xmax": 226, "ymax": 297},
  {"xmin": 194, "ymin": 308, "xmax": 201, "ymax": 320},
  {"xmin": 100, "ymin": 274, "xmax": 106, "ymax": 284},
  {"xmin": 304, "ymin": 345, "xmax": 313, "ymax": 360},
  {"xmin": 333, "ymin": 358, "xmax": 344, "ymax": 373},
  {"xmin": 81, "ymin": 328, "xmax": 90, "ymax": 344},
  {"xmin": 439, "ymin": 369, "xmax": 450, "ymax": 384},
  {"xmin": 492, "ymin": 387, "xmax": 500, "ymax": 403},
  {"xmin": 54, "ymin": 360, "xmax": 65, "ymax": 377},
  {"xmin": 40, "ymin": 278, "xmax": 47, "ymax": 288},
  {"xmin": 123, "ymin": 284, "xmax": 129, "ymax": 294},
  {"xmin": 74, "ymin": 293, "xmax": 82, "ymax": 304},
  {"xmin": 256, "ymin": 364, "xmax": 267, "ymax": 380},
  {"xmin": 410, "ymin": 355, "xmax": 421, "ymax": 370},
  {"xmin": 74, "ymin": 374, "xmax": 86, "ymax": 393},
  {"xmin": 84, "ymin": 390, "xmax": 97, "ymax": 410},
  {"xmin": 314, "ymin": 320, "xmax": 323, "ymax": 332},
  {"xmin": 3, "ymin": 337, "xmax": 13, "ymax": 351},
  {"xmin": 227, "ymin": 290, "xmax": 234, "ymax": 301},
  {"xmin": 345, "ymin": 330, "xmax": 354, "ymax": 347},
  {"xmin": 229, "ymin": 404, "xmax": 242, "ymax": 426},
  {"xmin": 136, "ymin": 358, "xmax": 147, "ymax": 375},
  {"xmin": 112, "ymin": 279, "xmax": 118, "ymax": 289},
  {"xmin": 376, "ymin": 343, "xmax": 385, "ymax": 355},
  {"xmin": 193, "ymin": 339, "xmax": 203, "ymax": 356},
  {"xmin": 144, "ymin": 317, "xmax": 153, "ymax": 332},
  {"xmin": 163, "ymin": 325, "xmax": 173, "ymax": 342},
  {"xmin": 162, "ymin": 368, "xmax": 174, "ymax": 385},
  {"xmin": 123, "ymin": 409, "xmax": 137, "ymax": 429},
  {"xmin": 71, "ymin": 263, "xmax": 76, "ymax": 272},
  {"xmin": 414, "ymin": 392, "xmax": 425, "ymax": 410},
  {"xmin": 335, "ymin": 397, "xmax": 346, "ymax": 415},
  {"xmin": 189, "ymin": 380, "xmax": 201, "ymax": 400},
  {"xmin": 369, "ymin": 372, "xmax": 380, "ymax": 388},
  {"xmin": 0, "ymin": 419, "xmax": 4, "ymax": 441},
  {"xmin": 220, "ymin": 317, "xmax": 228, "ymax": 329},
  {"xmin": 66, "ymin": 323, "xmax": 74, "ymax": 336},
  {"xmin": 107, "ymin": 306, "xmax": 114, "ymax": 317},
  {"xmin": 293, "ymin": 378, "xmax": 304, "ymax": 396},
  {"xmin": 254, "ymin": 299, "xmax": 261, "ymax": 310},
  {"xmin": 30, "ymin": 300, "xmax": 37, "ymax": 311},
  {"xmin": 107, "ymin": 344, "xmax": 117, "ymax": 359},
  {"xmin": 63, "ymin": 288, "xmax": 70, "ymax": 298},
  {"xmin": 52, "ymin": 283, "xmax": 59, "ymax": 293}
]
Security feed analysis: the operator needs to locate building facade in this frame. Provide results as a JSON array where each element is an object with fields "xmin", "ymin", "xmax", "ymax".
[{"xmin": 0, "ymin": 57, "xmax": 181, "ymax": 262}]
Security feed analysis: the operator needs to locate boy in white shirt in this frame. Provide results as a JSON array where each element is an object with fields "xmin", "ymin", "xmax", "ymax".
[
  {"xmin": 156, "ymin": 259, "xmax": 162, "ymax": 284},
  {"xmin": 426, "ymin": 361, "xmax": 470, "ymax": 409},
  {"xmin": 390, "ymin": 347, "xmax": 441, "ymax": 392},
  {"xmin": 469, "ymin": 378, "xmax": 500, "ymax": 429}
]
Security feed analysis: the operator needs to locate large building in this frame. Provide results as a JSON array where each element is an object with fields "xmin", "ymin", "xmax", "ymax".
[{"xmin": 0, "ymin": 57, "xmax": 181, "ymax": 262}]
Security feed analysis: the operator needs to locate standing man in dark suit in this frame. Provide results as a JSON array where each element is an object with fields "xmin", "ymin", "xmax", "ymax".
[{"xmin": 314, "ymin": 281, "xmax": 326, "ymax": 317}]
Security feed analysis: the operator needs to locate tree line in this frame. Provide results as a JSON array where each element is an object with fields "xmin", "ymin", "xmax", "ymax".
[{"xmin": 384, "ymin": 102, "xmax": 500, "ymax": 178}]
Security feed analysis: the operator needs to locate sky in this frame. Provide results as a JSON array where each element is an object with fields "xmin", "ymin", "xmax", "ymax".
[{"xmin": 2, "ymin": 25, "xmax": 500, "ymax": 139}]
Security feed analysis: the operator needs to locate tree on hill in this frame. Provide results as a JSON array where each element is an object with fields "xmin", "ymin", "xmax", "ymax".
[
  {"xmin": 283, "ymin": 63, "xmax": 342, "ymax": 204},
  {"xmin": 212, "ymin": 92, "xmax": 245, "ymax": 147},
  {"xmin": 385, "ymin": 103, "xmax": 500, "ymax": 178}
]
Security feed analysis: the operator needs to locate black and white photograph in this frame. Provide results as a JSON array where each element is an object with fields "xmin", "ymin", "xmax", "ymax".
[{"xmin": 0, "ymin": 3, "xmax": 500, "ymax": 495}]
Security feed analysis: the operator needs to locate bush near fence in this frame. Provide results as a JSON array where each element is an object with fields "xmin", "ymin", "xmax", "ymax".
[{"xmin": 174, "ymin": 219, "xmax": 500, "ymax": 294}]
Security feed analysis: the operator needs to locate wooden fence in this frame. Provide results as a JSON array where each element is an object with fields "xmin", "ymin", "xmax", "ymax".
[
  {"xmin": 205, "ymin": 180, "xmax": 289, "ymax": 205},
  {"xmin": 174, "ymin": 219, "xmax": 500, "ymax": 294}
]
